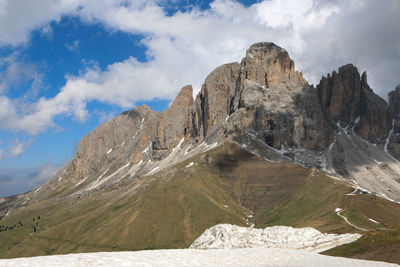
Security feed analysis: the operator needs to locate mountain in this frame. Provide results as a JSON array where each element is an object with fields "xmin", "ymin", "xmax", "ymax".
[{"xmin": 1, "ymin": 42, "xmax": 400, "ymax": 263}]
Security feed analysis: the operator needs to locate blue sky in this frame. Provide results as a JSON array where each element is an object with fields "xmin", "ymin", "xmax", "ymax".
[{"xmin": 0, "ymin": 0, "xmax": 399, "ymax": 196}]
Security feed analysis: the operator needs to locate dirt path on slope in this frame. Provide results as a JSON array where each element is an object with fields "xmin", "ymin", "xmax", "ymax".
[{"xmin": 336, "ymin": 210, "xmax": 367, "ymax": 232}]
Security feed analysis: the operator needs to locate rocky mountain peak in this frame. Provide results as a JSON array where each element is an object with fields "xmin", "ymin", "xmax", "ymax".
[
  {"xmin": 316, "ymin": 64, "xmax": 361, "ymax": 127},
  {"xmin": 242, "ymin": 42, "xmax": 306, "ymax": 88},
  {"xmin": 317, "ymin": 64, "xmax": 391, "ymax": 143},
  {"xmin": 389, "ymin": 85, "xmax": 400, "ymax": 118}
]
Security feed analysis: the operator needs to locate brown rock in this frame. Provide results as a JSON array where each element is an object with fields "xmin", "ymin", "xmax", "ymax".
[
  {"xmin": 194, "ymin": 63, "xmax": 240, "ymax": 138},
  {"xmin": 152, "ymin": 85, "xmax": 195, "ymax": 159}
]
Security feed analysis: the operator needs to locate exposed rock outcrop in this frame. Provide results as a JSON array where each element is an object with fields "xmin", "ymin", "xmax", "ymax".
[
  {"xmin": 228, "ymin": 42, "xmax": 331, "ymax": 150},
  {"xmin": 387, "ymin": 85, "xmax": 400, "ymax": 159},
  {"xmin": 317, "ymin": 65, "xmax": 392, "ymax": 143},
  {"xmin": 194, "ymin": 63, "xmax": 240, "ymax": 139},
  {"xmin": 152, "ymin": 85, "xmax": 195, "ymax": 159},
  {"xmin": 388, "ymin": 85, "xmax": 400, "ymax": 118}
]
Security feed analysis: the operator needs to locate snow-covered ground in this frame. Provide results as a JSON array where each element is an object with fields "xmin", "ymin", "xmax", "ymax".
[
  {"xmin": 190, "ymin": 224, "xmax": 361, "ymax": 253},
  {"xmin": 0, "ymin": 248, "xmax": 396, "ymax": 267}
]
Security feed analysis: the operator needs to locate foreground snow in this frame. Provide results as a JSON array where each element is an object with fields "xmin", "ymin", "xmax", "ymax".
[
  {"xmin": 190, "ymin": 224, "xmax": 361, "ymax": 252},
  {"xmin": 0, "ymin": 248, "xmax": 397, "ymax": 267}
]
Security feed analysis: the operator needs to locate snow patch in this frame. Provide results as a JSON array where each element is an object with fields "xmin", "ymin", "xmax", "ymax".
[
  {"xmin": 203, "ymin": 142, "xmax": 218, "ymax": 153},
  {"xmin": 106, "ymin": 148, "xmax": 112, "ymax": 155},
  {"xmin": 33, "ymin": 186, "xmax": 42, "ymax": 193},
  {"xmin": 368, "ymin": 218, "xmax": 380, "ymax": 224},
  {"xmin": 335, "ymin": 208, "xmax": 342, "ymax": 212},
  {"xmin": 185, "ymin": 162, "xmax": 194, "ymax": 168},
  {"xmin": 75, "ymin": 176, "xmax": 89, "ymax": 187},
  {"xmin": 384, "ymin": 120, "xmax": 398, "ymax": 161},
  {"xmin": 184, "ymin": 144, "xmax": 192, "ymax": 155},
  {"xmin": 0, "ymin": 248, "xmax": 395, "ymax": 267},
  {"xmin": 142, "ymin": 143, "xmax": 151, "ymax": 153},
  {"xmin": 146, "ymin": 166, "xmax": 159, "ymax": 176},
  {"xmin": 171, "ymin": 138, "xmax": 185, "ymax": 153},
  {"xmin": 190, "ymin": 224, "xmax": 361, "ymax": 253},
  {"xmin": 329, "ymin": 139, "xmax": 336, "ymax": 152}
]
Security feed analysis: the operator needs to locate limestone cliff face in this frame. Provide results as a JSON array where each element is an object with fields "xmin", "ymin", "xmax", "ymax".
[
  {"xmin": 152, "ymin": 85, "xmax": 195, "ymax": 159},
  {"xmin": 387, "ymin": 85, "xmax": 400, "ymax": 159},
  {"xmin": 316, "ymin": 65, "xmax": 392, "ymax": 143},
  {"xmin": 389, "ymin": 85, "xmax": 400, "ymax": 118},
  {"xmin": 194, "ymin": 63, "xmax": 240, "ymax": 138},
  {"xmin": 317, "ymin": 64, "xmax": 361, "ymax": 126},
  {"xmin": 228, "ymin": 42, "xmax": 331, "ymax": 150}
]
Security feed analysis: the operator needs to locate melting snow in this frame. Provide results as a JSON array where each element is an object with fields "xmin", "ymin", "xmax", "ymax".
[
  {"xmin": 33, "ymin": 186, "xmax": 42, "ymax": 193},
  {"xmin": 142, "ymin": 143, "xmax": 151, "ymax": 153},
  {"xmin": 335, "ymin": 208, "xmax": 342, "ymax": 212},
  {"xmin": 171, "ymin": 138, "xmax": 185, "ymax": 153},
  {"xmin": 203, "ymin": 142, "xmax": 218, "ymax": 153},
  {"xmin": 328, "ymin": 139, "xmax": 336, "ymax": 152},
  {"xmin": 190, "ymin": 224, "xmax": 361, "ymax": 253},
  {"xmin": 0, "ymin": 248, "xmax": 395, "ymax": 267},
  {"xmin": 184, "ymin": 144, "xmax": 192, "ymax": 155},
  {"xmin": 384, "ymin": 120, "xmax": 398, "ymax": 161},
  {"xmin": 185, "ymin": 162, "xmax": 194, "ymax": 168},
  {"xmin": 75, "ymin": 176, "xmax": 89, "ymax": 187},
  {"xmin": 146, "ymin": 166, "xmax": 159, "ymax": 176},
  {"xmin": 368, "ymin": 218, "xmax": 380, "ymax": 224}
]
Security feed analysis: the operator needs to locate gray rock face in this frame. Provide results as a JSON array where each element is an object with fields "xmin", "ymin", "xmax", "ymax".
[
  {"xmin": 194, "ymin": 63, "xmax": 240, "ymax": 138},
  {"xmin": 317, "ymin": 64, "xmax": 361, "ymax": 126},
  {"xmin": 316, "ymin": 65, "xmax": 392, "ymax": 143},
  {"xmin": 388, "ymin": 85, "xmax": 400, "ymax": 118},
  {"xmin": 152, "ymin": 85, "xmax": 195, "ymax": 159},
  {"xmin": 387, "ymin": 85, "xmax": 400, "ymax": 159},
  {"xmin": 228, "ymin": 42, "xmax": 331, "ymax": 150}
]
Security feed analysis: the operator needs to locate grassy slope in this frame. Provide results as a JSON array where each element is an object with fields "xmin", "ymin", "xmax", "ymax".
[{"xmin": 0, "ymin": 142, "xmax": 399, "ymax": 262}]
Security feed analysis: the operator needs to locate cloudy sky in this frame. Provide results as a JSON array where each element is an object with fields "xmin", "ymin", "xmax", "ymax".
[{"xmin": 0, "ymin": 0, "xmax": 399, "ymax": 196}]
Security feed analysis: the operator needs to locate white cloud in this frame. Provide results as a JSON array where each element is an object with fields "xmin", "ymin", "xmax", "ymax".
[
  {"xmin": 0, "ymin": 0, "xmax": 399, "ymax": 136},
  {"xmin": 0, "ymin": 54, "xmax": 43, "ymax": 95},
  {"xmin": 8, "ymin": 141, "xmax": 28, "ymax": 158},
  {"xmin": 66, "ymin": 39, "xmax": 80, "ymax": 51}
]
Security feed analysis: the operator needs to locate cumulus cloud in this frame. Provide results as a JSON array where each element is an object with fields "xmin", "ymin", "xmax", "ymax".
[{"xmin": 0, "ymin": 0, "xmax": 399, "ymax": 136}]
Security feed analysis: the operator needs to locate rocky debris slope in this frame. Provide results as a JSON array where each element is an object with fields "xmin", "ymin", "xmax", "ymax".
[
  {"xmin": 189, "ymin": 224, "xmax": 361, "ymax": 253},
  {"xmin": 9, "ymin": 42, "xmax": 400, "ymax": 209},
  {"xmin": 0, "ymin": 248, "xmax": 397, "ymax": 267}
]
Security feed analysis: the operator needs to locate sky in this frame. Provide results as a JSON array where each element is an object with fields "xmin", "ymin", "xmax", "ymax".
[{"xmin": 0, "ymin": 0, "xmax": 399, "ymax": 197}]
